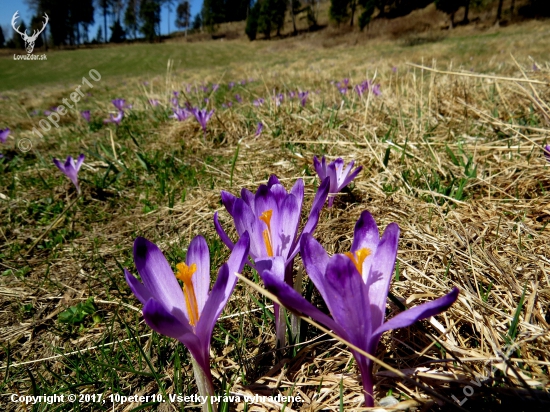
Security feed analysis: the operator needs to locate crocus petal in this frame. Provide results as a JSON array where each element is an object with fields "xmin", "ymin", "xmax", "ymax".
[
  {"xmin": 195, "ymin": 264, "xmax": 231, "ymax": 345},
  {"xmin": 373, "ymin": 287, "xmax": 460, "ymax": 338},
  {"xmin": 221, "ymin": 190, "xmax": 238, "ymax": 217},
  {"xmin": 294, "ymin": 177, "xmax": 330, "ymax": 258},
  {"xmin": 186, "ymin": 236, "xmax": 210, "ymax": 314},
  {"xmin": 324, "ymin": 254, "xmax": 372, "ymax": 348},
  {"xmin": 313, "ymin": 156, "xmax": 325, "ymax": 178},
  {"xmin": 256, "ymin": 255, "xmax": 285, "ymax": 282},
  {"xmin": 142, "ymin": 298, "xmax": 194, "ymax": 339},
  {"xmin": 351, "ymin": 211, "xmax": 382, "ymax": 265},
  {"xmin": 195, "ymin": 233, "xmax": 249, "ymax": 346},
  {"xmin": 327, "ymin": 161, "xmax": 341, "ymax": 194},
  {"xmin": 75, "ymin": 154, "xmax": 85, "ymax": 171},
  {"xmin": 279, "ymin": 194, "xmax": 301, "ymax": 258},
  {"xmin": 261, "ymin": 269, "xmax": 348, "ymax": 339},
  {"xmin": 225, "ymin": 231, "xmax": 250, "ymax": 276},
  {"xmin": 270, "ymin": 183, "xmax": 289, "ymax": 209},
  {"xmin": 340, "ymin": 165, "xmax": 363, "ymax": 189},
  {"xmin": 240, "ymin": 188, "xmax": 255, "ymax": 209},
  {"xmin": 133, "ymin": 237, "xmax": 188, "ymax": 324},
  {"xmin": 214, "ymin": 212, "xmax": 235, "ymax": 250},
  {"xmin": 300, "ymin": 234, "xmax": 330, "ymax": 299},
  {"xmin": 53, "ymin": 158, "xmax": 65, "ymax": 173},
  {"xmin": 124, "ymin": 269, "xmax": 154, "ymax": 305},
  {"xmin": 267, "ymin": 175, "xmax": 280, "ymax": 187},
  {"xmin": 365, "ymin": 222, "xmax": 400, "ymax": 330},
  {"xmin": 289, "ymin": 178, "xmax": 305, "ymax": 212},
  {"xmin": 232, "ymin": 199, "xmax": 264, "ymax": 259}
]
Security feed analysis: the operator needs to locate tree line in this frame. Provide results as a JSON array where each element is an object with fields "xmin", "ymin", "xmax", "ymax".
[
  {"xmin": 0, "ymin": 0, "xmax": 548, "ymax": 48},
  {"xmin": 0, "ymin": 0, "xmax": 197, "ymax": 48},
  {"xmin": 327, "ymin": 0, "xmax": 550, "ymax": 31}
]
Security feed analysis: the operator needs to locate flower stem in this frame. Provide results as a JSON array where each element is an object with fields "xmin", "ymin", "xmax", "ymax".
[{"xmin": 191, "ymin": 356, "xmax": 217, "ymax": 412}]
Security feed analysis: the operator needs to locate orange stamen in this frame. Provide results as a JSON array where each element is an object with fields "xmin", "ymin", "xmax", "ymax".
[
  {"xmin": 344, "ymin": 248, "xmax": 371, "ymax": 275},
  {"xmin": 259, "ymin": 209, "xmax": 274, "ymax": 257},
  {"xmin": 175, "ymin": 262, "xmax": 199, "ymax": 326}
]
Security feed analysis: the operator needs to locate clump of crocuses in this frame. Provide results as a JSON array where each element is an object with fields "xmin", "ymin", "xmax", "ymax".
[
  {"xmin": 53, "ymin": 154, "xmax": 85, "ymax": 194},
  {"xmin": 262, "ymin": 211, "xmax": 459, "ymax": 407},
  {"xmin": 125, "ymin": 233, "xmax": 250, "ymax": 411},
  {"xmin": 313, "ymin": 156, "xmax": 362, "ymax": 207}
]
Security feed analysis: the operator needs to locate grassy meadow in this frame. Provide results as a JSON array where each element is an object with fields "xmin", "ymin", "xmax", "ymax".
[{"xmin": 1, "ymin": 19, "xmax": 550, "ymax": 411}]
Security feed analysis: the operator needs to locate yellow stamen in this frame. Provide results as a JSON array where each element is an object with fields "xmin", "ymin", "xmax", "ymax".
[
  {"xmin": 259, "ymin": 209, "xmax": 274, "ymax": 257},
  {"xmin": 344, "ymin": 248, "xmax": 371, "ymax": 275},
  {"xmin": 175, "ymin": 262, "xmax": 199, "ymax": 326},
  {"xmin": 262, "ymin": 230, "xmax": 274, "ymax": 257},
  {"xmin": 259, "ymin": 210, "xmax": 272, "ymax": 232}
]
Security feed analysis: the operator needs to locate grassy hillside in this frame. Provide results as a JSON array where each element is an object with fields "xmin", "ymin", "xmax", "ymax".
[{"xmin": 0, "ymin": 19, "xmax": 549, "ymax": 411}]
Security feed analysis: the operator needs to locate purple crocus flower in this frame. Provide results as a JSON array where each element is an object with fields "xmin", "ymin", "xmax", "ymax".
[
  {"xmin": 112, "ymin": 99, "xmax": 131, "ymax": 111},
  {"xmin": 234, "ymin": 94, "xmax": 242, "ymax": 103},
  {"xmin": 170, "ymin": 107, "xmax": 191, "ymax": 121},
  {"xmin": 274, "ymin": 93, "xmax": 284, "ymax": 107},
  {"xmin": 313, "ymin": 156, "xmax": 363, "ymax": 208},
  {"xmin": 262, "ymin": 211, "xmax": 459, "ymax": 407},
  {"xmin": 52, "ymin": 154, "xmax": 85, "ymax": 194},
  {"xmin": 240, "ymin": 80, "xmax": 246, "ymax": 85},
  {"xmin": 125, "ymin": 233, "xmax": 250, "ymax": 405},
  {"xmin": 81, "ymin": 111, "xmax": 91, "ymax": 122},
  {"xmin": 191, "ymin": 108, "xmax": 214, "ymax": 133},
  {"xmin": 298, "ymin": 91, "xmax": 309, "ymax": 107},
  {"xmin": 104, "ymin": 111, "xmax": 124, "ymax": 126},
  {"xmin": 228, "ymin": 81, "xmax": 235, "ymax": 90},
  {"xmin": 255, "ymin": 122, "xmax": 263, "ymax": 137},
  {"xmin": 288, "ymin": 91, "xmax": 296, "ymax": 99},
  {"xmin": 253, "ymin": 98, "xmax": 264, "ymax": 107},
  {"xmin": 44, "ymin": 107, "xmax": 57, "ymax": 116},
  {"xmin": 212, "ymin": 84, "xmax": 219, "ymax": 92},
  {"xmin": 214, "ymin": 175, "xmax": 329, "ymax": 266},
  {"xmin": 149, "ymin": 99, "xmax": 160, "ymax": 107},
  {"xmin": 0, "ymin": 128, "xmax": 10, "ymax": 144},
  {"xmin": 214, "ymin": 176, "xmax": 329, "ymax": 344},
  {"xmin": 544, "ymin": 145, "xmax": 550, "ymax": 163}
]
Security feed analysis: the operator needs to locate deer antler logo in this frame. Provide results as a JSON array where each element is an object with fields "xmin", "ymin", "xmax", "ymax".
[{"xmin": 12, "ymin": 11, "xmax": 49, "ymax": 54}]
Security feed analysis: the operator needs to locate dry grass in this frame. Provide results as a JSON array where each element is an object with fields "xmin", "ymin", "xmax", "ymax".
[{"xmin": 1, "ymin": 24, "xmax": 550, "ymax": 411}]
